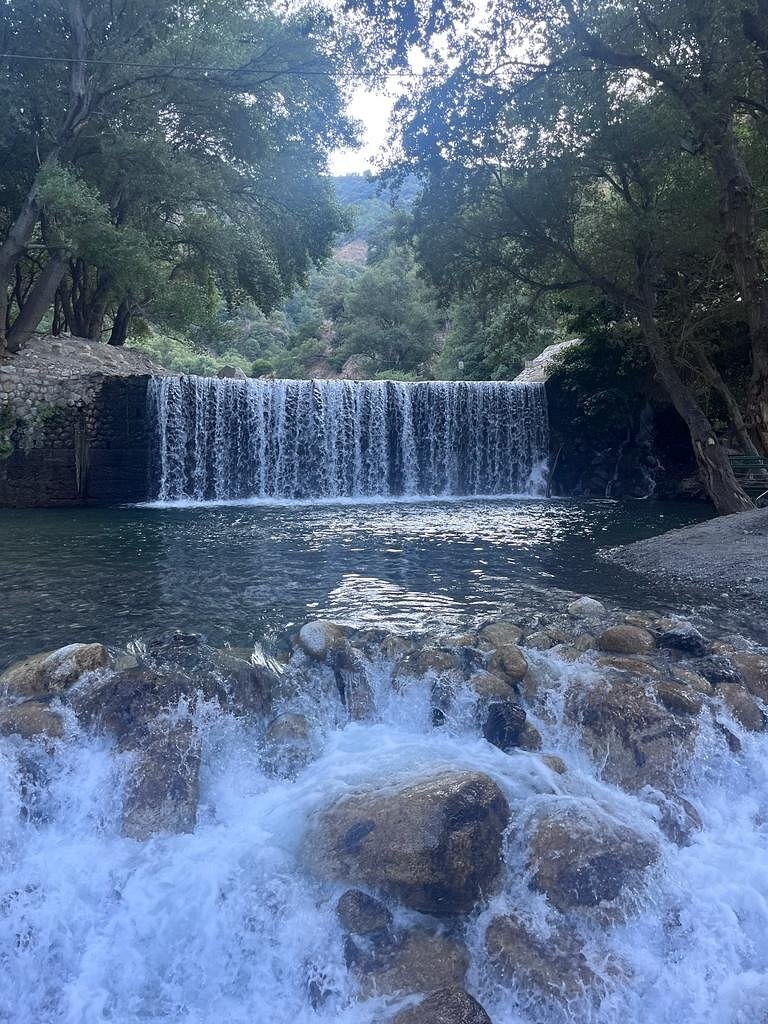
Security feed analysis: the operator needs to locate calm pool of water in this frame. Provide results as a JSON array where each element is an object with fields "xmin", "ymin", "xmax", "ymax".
[{"xmin": 0, "ymin": 497, "xmax": 742, "ymax": 670}]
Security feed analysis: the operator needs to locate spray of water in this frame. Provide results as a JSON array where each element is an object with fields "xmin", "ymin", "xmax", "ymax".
[
  {"xmin": 147, "ymin": 378, "xmax": 550, "ymax": 501},
  {"xmin": 2, "ymin": 646, "xmax": 767, "ymax": 1024}
]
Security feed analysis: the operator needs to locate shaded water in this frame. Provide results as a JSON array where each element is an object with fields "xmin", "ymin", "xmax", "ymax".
[{"xmin": 0, "ymin": 497, "xmax": 730, "ymax": 671}]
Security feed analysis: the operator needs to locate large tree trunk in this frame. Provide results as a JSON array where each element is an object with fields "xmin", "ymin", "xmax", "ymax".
[
  {"xmin": 6, "ymin": 254, "xmax": 69, "ymax": 353},
  {"xmin": 705, "ymin": 127, "xmax": 768, "ymax": 456},
  {"xmin": 695, "ymin": 348, "xmax": 761, "ymax": 457},
  {"xmin": 0, "ymin": 178, "xmax": 49, "ymax": 352},
  {"xmin": 641, "ymin": 318, "xmax": 753, "ymax": 514},
  {"xmin": 108, "ymin": 299, "xmax": 132, "ymax": 346}
]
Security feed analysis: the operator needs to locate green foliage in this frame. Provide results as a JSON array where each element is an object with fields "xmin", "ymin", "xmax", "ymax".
[{"xmin": 334, "ymin": 248, "xmax": 441, "ymax": 373}]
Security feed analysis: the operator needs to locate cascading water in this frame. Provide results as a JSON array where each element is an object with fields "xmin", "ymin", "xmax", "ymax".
[{"xmin": 147, "ymin": 377, "xmax": 549, "ymax": 501}]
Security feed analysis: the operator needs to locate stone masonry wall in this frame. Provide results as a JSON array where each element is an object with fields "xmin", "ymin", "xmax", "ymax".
[{"xmin": 0, "ymin": 336, "xmax": 162, "ymax": 507}]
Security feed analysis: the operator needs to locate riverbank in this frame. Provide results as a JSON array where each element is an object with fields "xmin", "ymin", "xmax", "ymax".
[{"xmin": 606, "ymin": 508, "xmax": 768, "ymax": 602}]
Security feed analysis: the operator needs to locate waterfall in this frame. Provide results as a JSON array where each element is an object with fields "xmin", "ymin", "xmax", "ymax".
[{"xmin": 147, "ymin": 377, "xmax": 549, "ymax": 501}]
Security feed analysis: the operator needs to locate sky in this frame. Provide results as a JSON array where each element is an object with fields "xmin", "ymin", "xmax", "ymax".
[{"xmin": 329, "ymin": 86, "xmax": 397, "ymax": 175}]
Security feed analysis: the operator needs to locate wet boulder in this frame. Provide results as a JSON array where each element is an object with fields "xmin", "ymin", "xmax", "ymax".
[
  {"xmin": 480, "ymin": 621, "xmax": 524, "ymax": 648},
  {"xmin": 487, "ymin": 644, "xmax": 528, "ymax": 683},
  {"xmin": 654, "ymin": 681, "xmax": 703, "ymax": 716},
  {"xmin": 727, "ymin": 651, "xmax": 768, "ymax": 702},
  {"xmin": 262, "ymin": 713, "xmax": 313, "ymax": 777},
  {"xmin": 394, "ymin": 648, "xmax": 463, "ymax": 684},
  {"xmin": 485, "ymin": 912, "xmax": 597, "ymax": 997},
  {"xmin": 121, "ymin": 721, "xmax": 200, "ymax": 841},
  {"xmin": 297, "ymin": 620, "xmax": 346, "ymax": 661},
  {"xmin": 302, "ymin": 771, "xmax": 510, "ymax": 914},
  {"xmin": 0, "ymin": 700, "xmax": 65, "ymax": 740},
  {"xmin": 392, "ymin": 987, "xmax": 492, "ymax": 1024},
  {"xmin": 718, "ymin": 682, "xmax": 767, "ymax": 732},
  {"xmin": 468, "ymin": 670, "xmax": 514, "ymax": 701},
  {"xmin": 337, "ymin": 889, "xmax": 392, "ymax": 935},
  {"xmin": 1, "ymin": 643, "xmax": 111, "ymax": 699},
  {"xmin": 567, "ymin": 597, "xmax": 606, "ymax": 619},
  {"xmin": 481, "ymin": 699, "xmax": 527, "ymax": 751},
  {"xmin": 566, "ymin": 674, "xmax": 697, "ymax": 793},
  {"xmin": 654, "ymin": 618, "xmax": 708, "ymax": 657},
  {"xmin": 598, "ymin": 626, "xmax": 656, "ymax": 656},
  {"xmin": 347, "ymin": 928, "xmax": 468, "ymax": 999},
  {"xmin": 524, "ymin": 630, "xmax": 557, "ymax": 651},
  {"xmin": 527, "ymin": 805, "xmax": 659, "ymax": 912}
]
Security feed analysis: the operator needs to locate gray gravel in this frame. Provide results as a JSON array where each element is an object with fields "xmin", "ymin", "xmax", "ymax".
[{"xmin": 605, "ymin": 508, "xmax": 768, "ymax": 600}]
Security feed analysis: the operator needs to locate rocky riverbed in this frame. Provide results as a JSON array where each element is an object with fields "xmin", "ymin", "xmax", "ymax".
[{"xmin": 2, "ymin": 595, "xmax": 768, "ymax": 1023}]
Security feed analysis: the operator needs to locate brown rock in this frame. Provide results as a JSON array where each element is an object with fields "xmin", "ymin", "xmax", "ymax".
[
  {"xmin": 719, "ymin": 683, "xmax": 767, "ymax": 732},
  {"xmin": 670, "ymin": 667, "xmax": 713, "ymax": 694},
  {"xmin": 302, "ymin": 771, "xmax": 510, "ymax": 915},
  {"xmin": 392, "ymin": 987, "xmax": 492, "ymax": 1024},
  {"xmin": 394, "ymin": 649, "xmax": 462, "ymax": 683},
  {"xmin": 539, "ymin": 754, "xmax": 567, "ymax": 775},
  {"xmin": 336, "ymin": 889, "xmax": 392, "ymax": 935},
  {"xmin": 481, "ymin": 700, "xmax": 527, "ymax": 751},
  {"xmin": 350, "ymin": 929, "xmax": 468, "ymax": 1000},
  {"xmin": 468, "ymin": 671, "xmax": 513, "ymax": 700},
  {"xmin": 486, "ymin": 913, "xmax": 596, "ymax": 996},
  {"xmin": 655, "ymin": 682, "xmax": 703, "ymax": 716},
  {"xmin": 574, "ymin": 633, "xmax": 597, "ymax": 653},
  {"xmin": 1, "ymin": 643, "xmax": 111, "ymax": 698},
  {"xmin": 595, "ymin": 655, "xmax": 662, "ymax": 678},
  {"xmin": 598, "ymin": 626, "xmax": 656, "ymax": 656},
  {"xmin": 121, "ymin": 722, "xmax": 200, "ymax": 840},
  {"xmin": 728, "ymin": 652, "xmax": 768, "ymax": 702},
  {"xmin": 524, "ymin": 631, "xmax": 556, "ymax": 651},
  {"xmin": 480, "ymin": 622, "xmax": 523, "ymax": 648},
  {"xmin": 487, "ymin": 644, "xmax": 528, "ymax": 682},
  {"xmin": 566, "ymin": 676, "xmax": 696, "ymax": 793},
  {"xmin": 527, "ymin": 806, "xmax": 659, "ymax": 911},
  {"xmin": 0, "ymin": 700, "xmax": 64, "ymax": 740}
]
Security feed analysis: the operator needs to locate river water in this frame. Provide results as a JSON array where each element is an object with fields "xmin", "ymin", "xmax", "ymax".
[
  {"xmin": 2, "ymin": 496, "xmax": 768, "ymax": 1024},
  {"xmin": 0, "ymin": 496, "xmax": 729, "ymax": 671}
]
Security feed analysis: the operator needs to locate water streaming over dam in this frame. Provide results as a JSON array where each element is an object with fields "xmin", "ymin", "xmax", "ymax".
[{"xmin": 147, "ymin": 377, "xmax": 549, "ymax": 501}]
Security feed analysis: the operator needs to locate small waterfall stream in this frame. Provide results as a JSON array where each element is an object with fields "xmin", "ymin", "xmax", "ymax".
[{"xmin": 147, "ymin": 377, "xmax": 549, "ymax": 501}]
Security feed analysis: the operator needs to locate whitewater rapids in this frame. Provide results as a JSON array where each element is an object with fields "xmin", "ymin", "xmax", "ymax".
[{"xmin": 2, "ymin": 648, "xmax": 768, "ymax": 1024}]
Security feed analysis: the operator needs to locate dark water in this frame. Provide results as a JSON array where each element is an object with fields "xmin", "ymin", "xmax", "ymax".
[{"xmin": 0, "ymin": 496, "xmax": 737, "ymax": 670}]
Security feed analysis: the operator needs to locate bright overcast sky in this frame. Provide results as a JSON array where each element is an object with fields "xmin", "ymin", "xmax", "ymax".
[{"xmin": 329, "ymin": 86, "xmax": 398, "ymax": 175}]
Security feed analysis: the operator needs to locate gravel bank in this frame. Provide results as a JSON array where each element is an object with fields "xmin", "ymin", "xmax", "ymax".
[{"xmin": 606, "ymin": 508, "xmax": 768, "ymax": 600}]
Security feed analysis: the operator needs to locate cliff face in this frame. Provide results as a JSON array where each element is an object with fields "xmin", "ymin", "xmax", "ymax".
[{"xmin": 0, "ymin": 336, "xmax": 162, "ymax": 507}]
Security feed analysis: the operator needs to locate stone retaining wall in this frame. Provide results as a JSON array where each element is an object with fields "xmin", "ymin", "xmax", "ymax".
[{"xmin": 0, "ymin": 336, "xmax": 161, "ymax": 507}]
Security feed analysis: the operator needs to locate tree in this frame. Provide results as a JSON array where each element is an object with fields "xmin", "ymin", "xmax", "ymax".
[
  {"xmin": 335, "ymin": 247, "xmax": 440, "ymax": 372},
  {"xmin": 397, "ymin": 61, "xmax": 754, "ymax": 511},
  {"xmin": 0, "ymin": 0, "xmax": 359, "ymax": 352}
]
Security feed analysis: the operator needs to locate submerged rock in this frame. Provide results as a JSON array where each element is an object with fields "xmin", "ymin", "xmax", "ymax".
[
  {"xmin": 303, "ymin": 771, "xmax": 510, "ymax": 915},
  {"xmin": 392, "ymin": 987, "xmax": 492, "ymax": 1024},
  {"xmin": 121, "ymin": 721, "xmax": 200, "ymax": 841},
  {"xmin": 486, "ymin": 912, "xmax": 597, "ymax": 997},
  {"xmin": 0, "ymin": 700, "xmax": 65, "ymax": 740},
  {"xmin": 262, "ymin": 712, "xmax": 313, "ymax": 777},
  {"xmin": 337, "ymin": 889, "xmax": 392, "ymax": 935},
  {"xmin": 527, "ymin": 806, "xmax": 659, "ymax": 912},
  {"xmin": 348, "ymin": 928, "xmax": 468, "ymax": 999},
  {"xmin": 1, "ymin": 643, "xmax": 111, "ymax": 698},
  {"xmin": 468, "ymin": 670, "xmax": 514, "ymax": 700},
  {"xmin": 598, "ymin": 625, "xmax": 656, "ymax": 656}
]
